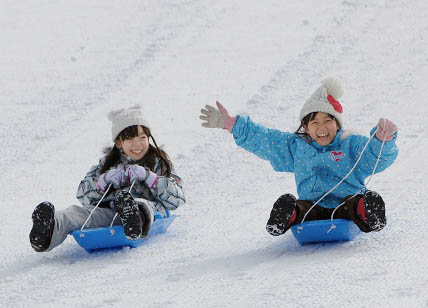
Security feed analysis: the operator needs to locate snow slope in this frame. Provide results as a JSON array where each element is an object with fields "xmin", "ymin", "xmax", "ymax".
[{"xmin": 1, "ymin": 0, "xmax": 428, "ymax": 307}]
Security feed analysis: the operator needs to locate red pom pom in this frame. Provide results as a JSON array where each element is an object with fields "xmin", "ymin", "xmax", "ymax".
[{"xmin": 327, "ymin": 95, "xmax": 343, "ymax": 113}]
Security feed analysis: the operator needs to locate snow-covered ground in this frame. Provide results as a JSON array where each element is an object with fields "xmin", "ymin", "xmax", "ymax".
[{"xmin": 1, "ymin": 0, "xmax": 428, "ymax": 307}]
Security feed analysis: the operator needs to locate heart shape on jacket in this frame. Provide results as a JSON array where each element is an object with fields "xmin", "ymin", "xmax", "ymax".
[{"xmin": 329, "ymin": 151, "xmax": 345, "ymax": 162}]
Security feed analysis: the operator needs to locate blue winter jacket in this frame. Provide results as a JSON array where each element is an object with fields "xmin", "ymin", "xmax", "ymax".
[{"xmin": 232, "ymin": 115, "xmax": 398, "ymax": 208}]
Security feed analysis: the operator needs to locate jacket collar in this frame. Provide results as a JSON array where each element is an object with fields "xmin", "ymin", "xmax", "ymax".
[{"xmin": 119, "ymin": 151, "xmax": 140, "ymax": 165}]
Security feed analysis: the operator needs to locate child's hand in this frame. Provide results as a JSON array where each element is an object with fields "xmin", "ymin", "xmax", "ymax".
[
  {"xmin": 376, "ymin": 118, "xmax": 397, "ymax": 141},
  {"xmin": 125, "ymin": 165, "xmax": 147, "ymax": 183},
  {"xmin": 200, "ymin": 101, "xmax": 237, "ymax": 133},
  {"xmin": 97, "ymin": 167, "xmax": 125, "ymax": 191},
  {"xmin": 125, "ymin": 165, "xmax": 158, "ymax": 188}
]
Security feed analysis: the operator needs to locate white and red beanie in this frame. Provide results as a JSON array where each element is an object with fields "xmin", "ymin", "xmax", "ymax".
[
  {"xmin": 108, "ymin": 105, "xmax": 148, "ymax": 141},
  {"xmin": 299, "ymin": 77, "xmax": 344, "ymax": 127}
]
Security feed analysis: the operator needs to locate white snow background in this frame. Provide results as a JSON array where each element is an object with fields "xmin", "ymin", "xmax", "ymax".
[{"xmin": 1, "ymin": 1, "xmax": 428, "ymax": 307}]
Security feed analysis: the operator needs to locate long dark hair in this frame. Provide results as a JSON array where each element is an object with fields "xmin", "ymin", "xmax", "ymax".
[
  {"xmin": 295, "ymin": 112, "xmax": 340, "ymax": 141},
  {"xmin": 100, "ymin": 125, "xmax": 172, "ymax": 176}
]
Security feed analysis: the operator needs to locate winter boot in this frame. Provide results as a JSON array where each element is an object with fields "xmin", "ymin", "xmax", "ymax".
[
  {"xmin": 266, "ymin": 194, "xmax": 298, "ymax": 236},
  {"xmin": 29, "ymin": 202, "xmax": 55, "ymax": 252},
  {"xmin": 114, "ymin": 191, "xmax": 144, "ymax": 240},
  {"xmin": 356, "ymin": 190, "xmax": 386, "ymax": 232}
]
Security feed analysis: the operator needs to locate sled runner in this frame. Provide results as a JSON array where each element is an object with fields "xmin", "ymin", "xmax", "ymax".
[
  {"xmin": 71, "ymin": 210, "xmax": 176, "ymax": 252},
  {"xmin": 291, "ymin": 219, "xmax": 360, "ymax": 245}
]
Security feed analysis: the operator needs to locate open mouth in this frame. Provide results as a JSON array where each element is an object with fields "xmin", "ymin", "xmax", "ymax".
[
  {"xmin": 317, "ymin": 132, "xmax": 329, "ymax": 139},
  {"xmin": 131, "ymin": 149, "xmax": 144, "ymax": 154}
]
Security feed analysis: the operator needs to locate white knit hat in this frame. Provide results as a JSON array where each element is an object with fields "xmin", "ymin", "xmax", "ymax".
[
  {"xmin": 107, "ymin": 105, "xmax": 148, "ymax": 141},
  {"xmin": 299, "ymin": 77, "xmax": 344, "ymax": 127}
]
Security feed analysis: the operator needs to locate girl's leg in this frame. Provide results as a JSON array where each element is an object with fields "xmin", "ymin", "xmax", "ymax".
[
  {"xmin": 266, "ymin": 194, "xmax": 299, "ymax": 236},
  {"xmin": 112, "ymin": 191, "xmax": 159, "ymax": 240},
  {"xmin": 294, "ymin": 200, "xmax": 330, "ymax": 223},
  {"xmin": 31, "ymin": 202, "xmax": 121, "ymax": 252},
  {"xmin": 114, "ymin": 191, "xmax": 144, "ymax": 240},
  {"xmin": 266, "ymin": 194, "xmax": 329, "ymax": 236},
  {"xmin": 335, "ymin": 191, "xmax": 386, "ymax": 232}
]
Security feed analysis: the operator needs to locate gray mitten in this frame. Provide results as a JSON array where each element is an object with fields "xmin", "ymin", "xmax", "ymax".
[
  {"xmin": 199, "ymin": 101, "xmax": 237, "ymax": 133},
  {"xmin": 97, "ymin": 167, "xmax": 125, "ymax": 191},
  {"xmin": 200, "ymin": 104, "xmax": 225, "ymax": 129}
]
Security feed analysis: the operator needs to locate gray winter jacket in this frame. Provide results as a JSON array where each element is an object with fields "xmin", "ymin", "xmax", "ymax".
[{"xmin": 76, "ymin": 153, "xmax": 185, "ymax": 213}]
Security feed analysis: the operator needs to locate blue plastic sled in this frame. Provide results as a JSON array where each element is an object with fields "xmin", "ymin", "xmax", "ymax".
[
  {"xmin": 71, "ymin": 211, "xmax": 176, "ymax": 252},
  {"xmin": 291, "ymin": 219, "xmax": 360, "ymax": 245}
]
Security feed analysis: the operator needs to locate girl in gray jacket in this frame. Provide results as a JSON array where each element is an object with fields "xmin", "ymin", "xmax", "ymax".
[{"xmin": 30, "ymin": 105, "xmax": 185, "ymax": 252}]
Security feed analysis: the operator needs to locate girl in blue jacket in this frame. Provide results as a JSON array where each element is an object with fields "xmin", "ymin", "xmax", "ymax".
[{"xmin": 200, "ymin": 78, "xmax": 398, "ymax": 236}]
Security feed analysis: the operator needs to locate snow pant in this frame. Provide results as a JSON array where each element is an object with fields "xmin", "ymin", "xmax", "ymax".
[
  {"xmin": 46, "ymin": 199, "xmax": 160, "ymax": 252},
  {"xmin": 294, "ymin": 194, "xmax": 373, "ymax": 233}
]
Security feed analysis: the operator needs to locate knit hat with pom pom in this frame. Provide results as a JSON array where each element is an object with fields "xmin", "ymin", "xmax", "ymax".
[
  {"xmin": 108, "ymin": 105, "xmax": 148, "ymax": 141},
  {"xmin": 299, "ymin": 77, "xmax": 344, "ymax": 127}
]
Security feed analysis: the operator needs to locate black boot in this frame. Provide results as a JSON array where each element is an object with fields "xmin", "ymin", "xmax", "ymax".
[
  {"xmin": 266, "ymin": 194, "xmax": 298, "ymax": 236},
  {"xmin": 356, "ymin": 190, "xmax": 386, "ymax": 232},
  {"xmin": 114, "ymin": 191, "xmax": 144, "ymax": 240},
  {"xmin": 29, "ymin": 202, "xmax": 55, "ymax": 252}
]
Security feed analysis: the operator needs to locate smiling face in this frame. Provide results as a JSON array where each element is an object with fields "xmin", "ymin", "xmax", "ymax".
[
  {"xmin": 304, "ymin": 112, "xmax": 339, "ymax": 146},
  {"xmin": 115, "ymin": 126, "xmax": 149, "ymax": 160}
]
